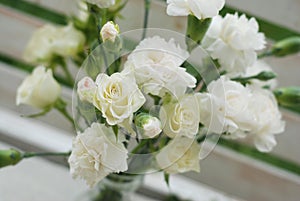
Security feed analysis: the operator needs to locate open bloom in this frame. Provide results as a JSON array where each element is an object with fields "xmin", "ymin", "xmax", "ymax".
[
  {"xmin": 123, "ymin": 36, "xmax": 196, "ymax": 98},
  {"xmin": 160, "ymin": 94, "xmax": 200, "ymax": 138},
  {"xmin": 68, "ymin": 123, "xmax": 128, "ymax": 187},
  {"xmin": 156, "ymin": 137, "xmax": 200, "ymax": 174},
  {"xmin": 93, "ymin": 72, "xmax": 145, "ymax": 126},
  {"xmin": 16, "ymin": 66, "xmax": 61, "ymax": 109},
  {"xmin": 166, "ymin": 0, "xmax": 225, "ymax": 20},
  {"xmin": 23, "ymin": 24, "xmax": 85, "ymax": 64},
  {"xmin": 202, "ymin": 13, "xmax": 266, "ymax": 77},
  {"xmin": 248, "ymin": 87, "xmax": 285, "ymax": 152},
  {"xmin": 86, "ymin": 0, "xmax": 115, "ymax": 8},
  {"xmin": 198, "ymin": 76, "xmax": 253, "ymax": 137}
]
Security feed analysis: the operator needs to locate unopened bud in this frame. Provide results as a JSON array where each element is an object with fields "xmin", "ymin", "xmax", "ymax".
[
  {"xmin": 255, "ymin": 71, "xmax": 277, "ymax": 81},
  {"xmin": 0, "ymin": 149, "xmax": 23, "ymax": 168},
  {"xmin": 271, "ymin": 36, "xmax": 300, "ymax": 57},
  {"xmin": 135, "ymin": 113, "xmax": 162, "ymax": 138},
  {"xmin": 274, "ymin": 87, "xmax": 300, "ymax": 107},
  {"xmin": 77, "ymin": 76, "xmax": 96, "ymax": 103}
]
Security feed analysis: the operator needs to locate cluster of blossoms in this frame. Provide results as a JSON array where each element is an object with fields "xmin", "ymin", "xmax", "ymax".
[{"xmin": 13, "ymin": 0, "xmax": 293, "ymax": 190}]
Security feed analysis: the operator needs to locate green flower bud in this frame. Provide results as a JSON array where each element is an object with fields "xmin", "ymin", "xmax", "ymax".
[
  {"xmin": 274, "ymin": 87, "xmax": 300, "ymax": 107},
  {"xmin": 271, "ymin": 36, "xmax": 300, "ymax": 57},
  {"xmin": 255, "ymin": 71, "xmax": 277, "ymax": 81},
  {"xmin": 0, "ymin": 149, "xmax": 23, "ymax": 168}
]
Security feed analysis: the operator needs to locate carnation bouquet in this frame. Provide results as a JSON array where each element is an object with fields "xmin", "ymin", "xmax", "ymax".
[{"xmin": 1, "ymin": 0, "xmax": 300, "ymax": 200}]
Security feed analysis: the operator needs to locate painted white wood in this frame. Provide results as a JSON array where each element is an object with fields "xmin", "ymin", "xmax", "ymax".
[
  {"xmin": 22, "ymin": 0, "xmax": 300, "ymax": 33},
  {"xmin": 0, "ymin": 141, "xmax": 157, "ymax": 201}
]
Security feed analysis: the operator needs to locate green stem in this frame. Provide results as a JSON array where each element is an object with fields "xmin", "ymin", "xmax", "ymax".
[
  {"xmin": 258, "ymin": 50, "xmax": 273, "ymax": 59},
  {"xmin": 131, "ymin": 139, "xmax": 148, "ymax": 154},
  {"xmin": 23, "ymin": 151, "xmax": 71, "ymax": 158},
  {"xmin": 54, "ymin": 98, "xmax": 75, "ymax": 128},
  {"xmin": 197, "ymin": 134, "xmax": 208, "ymax": 143},
  {"xmin": 60, "ymin": 62, "xmax": 74, "ymax": 86},
  {"xmin": 142, "ymin": 0, "xmax": 151, "ymax": 40}
]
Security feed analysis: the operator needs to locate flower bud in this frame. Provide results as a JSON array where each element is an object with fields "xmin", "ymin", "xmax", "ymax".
[
  {"xmin": 255, "ymin": 71, "xmax": 277, "ymax": 81},
  {"xmin": 77, "ymin": 76, "xmax": 96, "ymax": 103},
  {"xmin": 274, "ymin": 87, "xmax": 300, "ymax": 107},
  {"xmin": 100, "ymin": 21, "xmax": 119, "ymax": 43},
  {"xmin": 0, "ymin": 149, "xmax": 22, "ymax": 168},
  {"xmin": 135, "ymin": 113, "xmax": 162, "ymax": 138},
  {"xmin": 16, "ymin": 66, "xmax": 61, "ymax": 109},
  {"xmin": 271, "ymin": 36, "xmax": 300, "ymax": 57}
]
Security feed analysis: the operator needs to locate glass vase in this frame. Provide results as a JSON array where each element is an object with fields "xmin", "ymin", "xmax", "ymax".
[{"xmin": 77, "ymin": 173, "xmax": 144, "ymax": 201}]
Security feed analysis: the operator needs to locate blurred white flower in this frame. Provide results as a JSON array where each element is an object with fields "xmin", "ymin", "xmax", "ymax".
[
  {"xmin": 123, "ymin": 36, "xmax": 196, "ymax": 98},
  {"xmin": 93, "ymin": 72, "xmax": 145, "ymax": 126},
  {"xmin": 246, "ymin": 60, "xmax": 278, "ymax": 89},
  {"xmin": 198, "ymin": 76, "xmax": 253, "ymax": 137},
  {"xmin": 160, "ymin": 94, "xmax": 200, "ymax": 138},
  {"xmin": 248, "ymin": 87, "xmax": 285, "ymax": 152},
  {"xmin": 77, "ymin": 76, "xmax": 96, "ymax": 103},
  {"xmin": 100, "ymin": 21, "xmax": 119, "ymax": 42},
  {"xmin": 166, "ymin": 0, "xmax": 225, "ymax": 20},
  {"xmin": 68, "ymin": 123, "xmax": 128, "ymax": 187},
  {"xmin": 51, "ymin": 24, "xmax": 86, "ymax": 57},
  {"xmin": 16, "ymin": 66, "xmax": 61, "ymax": 109},
  {"xmin": 86, "ymin": 0, "xmax": 115, "ymax": 8},
  {"xmin": 23, "ymin": 24, "xmax": 85, "ymax": 64},
  {"xmin": 77, "ymin": 1, "xmax": 89, "ymax": 23},
  {"xmin": 156, "ymin": 137, "xmax": 200, "ymax": 174},
  {"xmin": 202, "ymin": 13, "xmax": 266, "ymax": 77}
]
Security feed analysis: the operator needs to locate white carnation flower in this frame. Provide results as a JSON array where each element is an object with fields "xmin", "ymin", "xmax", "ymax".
[
  {"xmin": 198, "ymin": 76, "xmax": 253, "ymax": 137},
  {"xmin": 16, "ymin": 66, "xmax": 61, "ymax": 109},
  {"xmin": 160, "ymin": 94, "xmax": 200, "ymax": 138},
  {"xmin": 93, "ymin": 72, "xmax": 145, "ymax": 126},
  {"xmin": 86, "ymin": 0, "xmax": 115, "ymax": 8},
  {"xmin": 156, "ymin": 137, "xmax": 200, "ymax": 174},
  {"xmin": 123, "ymin": 36, "xmax": 196, "ymax": 98},
  {"xmin": 245, "ymin": 60, "xmax": 278, "ymax": 89},
  {"xmin": 202, "ymin": 13, "xmax": 266, "ymax": 77},
  {"xmin": 166, "ymin": 0, "xmax": 225, "ymax": 20},
  {"xmin": 68, "ymin": 123, "xmax": 128, "ymax": 187},
  {"xmin": 248, "ymin": 87, "xmax": 285, "ymax": 152}
]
